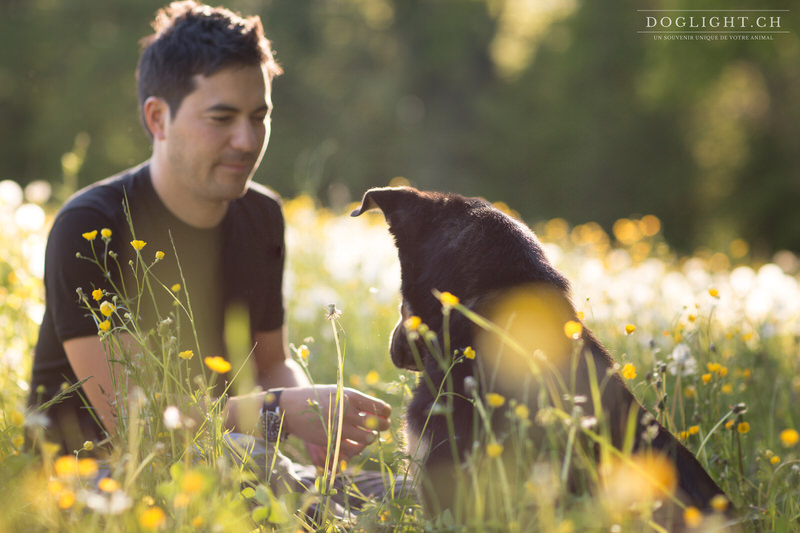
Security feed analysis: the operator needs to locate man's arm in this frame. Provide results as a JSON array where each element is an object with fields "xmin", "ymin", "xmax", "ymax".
[
  {"xmin": 251, "ymin": 326, "xmax": 309, "ymax": 389},
  {"xmin": 63, "ymin": 334, "xmax": 131, "ymax": 437},
  {"xmin": 227, "ymin": 326, "xmax": 391, "ymax": 462}
]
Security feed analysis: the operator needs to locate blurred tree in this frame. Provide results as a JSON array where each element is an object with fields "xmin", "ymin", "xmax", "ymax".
[{"xmin": 1, "ymin": 0, "xmax": 798, "ymax": 254}]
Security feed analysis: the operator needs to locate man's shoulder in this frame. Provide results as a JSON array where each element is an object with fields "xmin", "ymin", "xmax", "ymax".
[
  {"xmin": 58, "ymin": 163, "xmax": 149, "ymax": 219},
  {"xmin": 233, "ymin": 181, "xmax": 284, "ymax": 224},
  {"xmin": 242, "ymin": 181, "xmax": 282, "ymax": 208}
]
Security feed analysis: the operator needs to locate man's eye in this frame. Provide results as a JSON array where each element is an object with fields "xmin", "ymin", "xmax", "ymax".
[{"xmin": 209, "ymin": 115, "xmax": 232, "ymax": 123}]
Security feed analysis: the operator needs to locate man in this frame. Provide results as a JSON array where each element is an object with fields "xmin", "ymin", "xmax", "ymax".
[{"xmin": 27, "ymin": 0, "xmax": 390, "ymax": 474}]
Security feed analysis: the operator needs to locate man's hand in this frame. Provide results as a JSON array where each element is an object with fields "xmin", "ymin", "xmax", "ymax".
[{"xmin": 280, "ymin": 385, "xmax": 391, "ymax": 460}]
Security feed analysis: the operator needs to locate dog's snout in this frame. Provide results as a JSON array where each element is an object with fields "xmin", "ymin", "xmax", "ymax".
[{"xmin": 390, "ymin": 304, "xmax": 424, "ymax": 371}]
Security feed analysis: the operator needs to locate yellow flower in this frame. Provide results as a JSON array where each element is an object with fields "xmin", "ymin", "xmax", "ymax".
[
  {"xmin": 463, "ymin": 346, "xmax": 476, "ymax": 360},
  {"xmin": 725, "ymin": 420, "xmax": 735, "ymax": 430},
  {"xmin": 9, "ymin": 410, "xmax": 24, "ymax": 426},
  {"xmin": 366, "ymin": 370, "xmax": 380, "ymax": 385},
  {"xmin": 98, "ymin": 477, "xmax": 120, "ymax": 493},
  {"xmin": 683, "ymin": 506, "xmax": 702, "ymax": 528},
  {"xmin": 155, "ymin": 250, "xmax": 165, "ymax": 261},
  {"xmin": 101, "ymin": 228, "xmax": 112, "ymax": 239},
  {"xmin": 171, "ymin": 283, "xmax": 181, "ymax": 292},
  {"xmin": 82, "ymin": 440, "xmax": 94, "ymax": 451},
  {"xmin": 737, "ymin": 422, "xmax": 750, "ymax": 434},
  {"xmin": 297, "ymin": 344, "xmax": 310, "ymax": 361},
  {"xmin": 721, "ymin": 384, "xmax": 733, "ymax": 394},
  {"xmin": 514, "ymin": 404, "xmax": 530, "ymax": 420},
  {"xmin": 708, "ymin": 288, "xmax": 720, "ymax": 298},
  {"xmin": 486, "ymin": 393, "xmax": 506, "ymax": 408},
  {"xmin": 204, "ymin": 356, "xmax": 231, "ymax": 374},
  {"xmin": 191, "ymin": 516, "xmax": 204, "ymax": 528},
  {"xmin": 404, "ymin": 316, "xmax": 422, "ymax": 331},
  {"xmin": 707, "ymin": 362, "xmax": 727, "ymax": 376},
  {"xmin": 78, "ymin": 457, "xmax": 98, "ymax": 477},
  {"xmin": 486, "ymin": 442, "xmax": 504, "ymax": 458},
  {"xmin": 365, "ymin": 415, "xmax": 380, "ymax": 430},
  {"xmin": 439, "ymin": 291, "xmax": 459, "ymax": 307},
  {"xmin": 173, "ymin": 493, "xmax": 190, "ymax": 508},
  {"xmin": 624, "ymin": 324, "xmax": 636, "ymax": 335},
  {"xmin": 621, "ymin": 363, "xmax": 637, "ymax": 380},
  {"xmin": 130, "ymin": 239, "xmax": 147, "ymax": 251},
  {"xmin": 91, "ymin": 288, "xmax": 103, "ymax": 301},
  {"xmin": 98, "ymin": 320, "xmax": 111, "ymax": 333},
  {"xmin": 684, "ymin": 386, "xmax": 697, "ymax": 399},
  {"xmin": 58, "ymin": 489, "xmax": 76, "ymax": 510},
  {"xmin": 702, "ymin": 373, "xmax": 712, "ymax": 384},
  {"xmin": 82, "ymin": 230, "xmax": 98, "ymax": 241},
  {"xmin": 181, "ymin": 470, "xmax": 206, "ymax": 494},
  {"xmin": 54, "ymin": 455, "xmax": 79, "ymax": 477},
  {"xmin": 770, "ymin": 455, "xmax": 781, "ymax": 465},
  {"xmin": 139, "ymin": 506, "xmax": 166, "ymax": 530},
  {"xmin": 563, "ymin": 320, "xmax": 583, "ymax": 340},
  {"xmin": 576, "ymin": 311, "xmax": 585, "ymax": 320},
  {"xmin": 688, "ymin": 425, "xmax": 700, "ymax": 435},
  {"xmin": 710, "ymin": 494, "xmax": 729, "ymax": 513},
  {"xmin": 780, "ymin": 428, "xmax": 799, "ymax": 447},
  {"xmin": 47, "ymin": 480, "xmax": 63, "ymax": 495},
  {"xmin": 178, "ymin": 350, "xmax": 194, "ymax": 360},
  {"xmin": 99, "ymin": 300, "xmax": 115, "ymax": 317}
]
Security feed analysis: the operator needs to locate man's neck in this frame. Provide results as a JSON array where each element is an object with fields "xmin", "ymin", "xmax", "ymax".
[{"xmin": 148, "ymin": 158, "xmax": 229, "ymax": 228}]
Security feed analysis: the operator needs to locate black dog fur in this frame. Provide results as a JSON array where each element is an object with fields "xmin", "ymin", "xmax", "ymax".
[{"xmin": 351, "ymin": 186, "xmax": 729, "ymax": 524}]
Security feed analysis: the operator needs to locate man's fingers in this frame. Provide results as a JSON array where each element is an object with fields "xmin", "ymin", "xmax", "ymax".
[
  {"xmin": 344, "ymin": 410, "xmax": 390, "ymax": 432},
  {"xmin": 344, "ymin": 389, "xmax": 392, "ymax": 418},
  {"xmin": 338, "ymin": 439, "xmax": 367, "ymax": 459},
  {"xmin": 340, "ymin": 423, "xmax": 379, "ymax": 445}
]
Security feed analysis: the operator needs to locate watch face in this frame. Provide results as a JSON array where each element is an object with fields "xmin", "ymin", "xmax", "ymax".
[{"xmin": 260, "ymin": 407, "xmax": 285, "ymax": 442}]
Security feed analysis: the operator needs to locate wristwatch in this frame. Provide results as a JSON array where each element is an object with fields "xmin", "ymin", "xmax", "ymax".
[{"xmin": 259, "ymin": 389, "xmax": 287, "ymax": 443}]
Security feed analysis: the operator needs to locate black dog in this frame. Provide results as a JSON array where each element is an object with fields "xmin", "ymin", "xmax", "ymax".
[{"xmin": 352, "ymin": 186, "xmax": 729, "ymax": 525}]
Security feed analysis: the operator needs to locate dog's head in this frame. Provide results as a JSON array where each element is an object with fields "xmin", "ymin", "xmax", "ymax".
[{"xmin": 352, "ymin": 186, "xmax": 571, "ymax": 371}]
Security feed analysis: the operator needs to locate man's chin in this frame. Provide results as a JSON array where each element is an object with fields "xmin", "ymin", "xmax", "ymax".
[{"xmin": 212, "ymin": 174, "xmax": 254, "ymax": 200}]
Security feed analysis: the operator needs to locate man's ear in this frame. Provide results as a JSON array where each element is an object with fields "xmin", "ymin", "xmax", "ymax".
[{"xmin": 143, "ymin": 97, "xmax": 169, "ymax": 141}]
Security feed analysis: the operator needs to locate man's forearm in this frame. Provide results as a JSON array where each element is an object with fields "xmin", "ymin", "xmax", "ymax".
[{"xmin": 257, "ymin": 358, "xmax": 310, "ymax": 390}]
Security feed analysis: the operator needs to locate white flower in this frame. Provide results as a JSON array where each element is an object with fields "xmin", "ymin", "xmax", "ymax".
[
  {"xmin": 163, "ymin": 406, "xmax": 182, "ymax": 430},
  {"xmin": 23, "ymin": 410, "xmax": 51, "ymax": 429},
  {"xmin": 667, "ymin": 343, "xmax": 697, "ymax": 376},
  {"xmin": 83, "ymin": 490, "xmax": 133, "ymax": 515}
]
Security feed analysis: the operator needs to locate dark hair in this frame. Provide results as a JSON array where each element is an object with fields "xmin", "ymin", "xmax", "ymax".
[{"xmin": 136, "ymin": 1, "xmax": 282, "ymax": 139}]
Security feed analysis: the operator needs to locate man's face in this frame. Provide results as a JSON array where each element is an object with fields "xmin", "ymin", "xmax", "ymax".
[{"xmin": 161, "ymin": 64, "xmax": 272, "ymax": 204}]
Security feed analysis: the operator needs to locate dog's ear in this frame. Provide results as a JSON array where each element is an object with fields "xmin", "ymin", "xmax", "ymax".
[
  {"xmin": 351, "ymin": 186, "xmax": 431, "ymax": 240},
  {"xmin": 350, "ymin": 186, "xmax": 422, "ymax": 217}
]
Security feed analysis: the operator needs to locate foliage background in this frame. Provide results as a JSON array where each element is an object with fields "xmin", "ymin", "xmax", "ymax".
[{"xmin": 2, "ymin": 0, "xmax": 799, "ymax": 255}]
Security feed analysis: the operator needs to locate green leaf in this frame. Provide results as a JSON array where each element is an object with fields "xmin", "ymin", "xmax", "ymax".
[{"xmin": 251, "ymin": 505, "xmax": 270, "ymax": 523}]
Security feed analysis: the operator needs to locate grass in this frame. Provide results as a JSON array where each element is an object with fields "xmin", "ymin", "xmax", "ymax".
[{"xmin": 1, "ymin": 178, "xmax": 799, "ymax": 532}]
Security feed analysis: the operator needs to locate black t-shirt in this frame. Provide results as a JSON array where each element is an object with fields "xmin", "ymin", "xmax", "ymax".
[{"xmin": 28, "ymin": 163, "xmax": 285, "ymax": 451}]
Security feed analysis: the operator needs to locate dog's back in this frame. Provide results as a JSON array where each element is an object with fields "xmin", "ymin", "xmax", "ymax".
[{"xmin": 352, "ymin": 186, "xmax": 730, "ymax": 526}]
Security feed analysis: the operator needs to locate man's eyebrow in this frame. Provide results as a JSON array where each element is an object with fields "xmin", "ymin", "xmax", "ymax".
[{"xmin": 205, "ymin": 103, "xmax": 271, "ymax": 114}]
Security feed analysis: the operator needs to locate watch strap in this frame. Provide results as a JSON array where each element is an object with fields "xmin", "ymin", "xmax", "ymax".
[{"xmin": 259, "ymin": 388, "xmax": 286, "ymax": 443}]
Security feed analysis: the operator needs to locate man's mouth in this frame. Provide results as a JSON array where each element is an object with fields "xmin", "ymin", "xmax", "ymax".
[{"xmin": 217, "ymin": 160, "xmax": 253, "ymax": 173}]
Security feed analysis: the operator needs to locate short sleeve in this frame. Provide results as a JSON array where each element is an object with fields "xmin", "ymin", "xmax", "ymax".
[{"xmin": 45, "ymin": 208, "xmax": 122, "ymax": 342}]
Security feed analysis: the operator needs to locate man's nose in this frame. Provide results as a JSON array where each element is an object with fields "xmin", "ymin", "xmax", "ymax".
[{"xmin": 230, "ymin": 119, "xmax": 261, "ymax": 153}]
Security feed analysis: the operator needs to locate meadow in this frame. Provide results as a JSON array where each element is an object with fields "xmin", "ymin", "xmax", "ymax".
[{"xmin": 1, "ymin": 177, "xmax": 799, "ymax": 532}]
